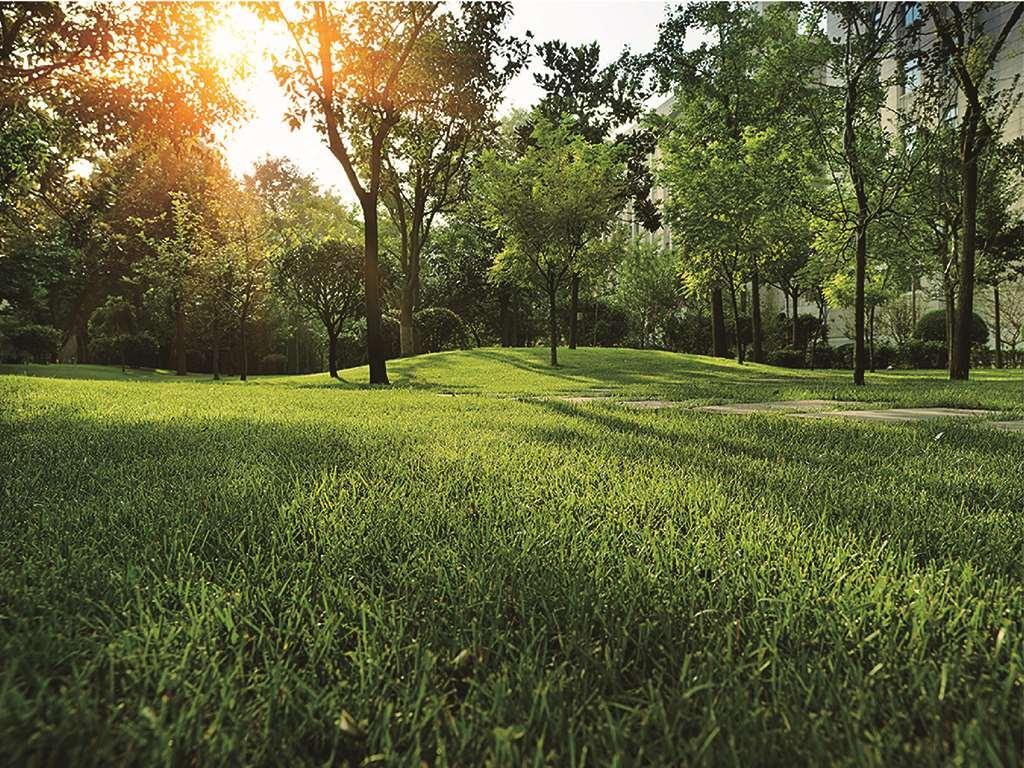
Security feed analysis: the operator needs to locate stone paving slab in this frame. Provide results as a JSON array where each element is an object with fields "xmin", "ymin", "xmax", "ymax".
[
  {"xmin": 697, "ymin": 399, "xmax": 856, "ymax": 415},
  {"xmin": 795, "ymin": 407, "xmax": 998, "ymax": 423},
  {"xmin": 621, "ymin": 400, "xmax": 687, "ymax": 410},
  {"xmin": 993, "ymin": 420, "xmax": 1024, "ymax": 432},
  {"xmin": 558, "ymin": 395, "xmax": 615, "ymax": 404}
]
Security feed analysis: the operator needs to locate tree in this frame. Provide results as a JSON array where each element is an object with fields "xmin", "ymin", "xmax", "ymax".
[
  {"xmin": 269, "ymin": 1, "xmax": 449, "ymax": 384},
  {"xmin": 613, "ymin": 236, "xmax": 680, "ymax": 349},
  {"xmin": 218, "ymin": 188, "xmax": 271, "ymax": 381},
  {"xmin": 976, "ymin": 154, "xmax": 1024, "ymax": 368},
  {"xmin": 87, "ymin": 296, "xmax": 135, "ymax": 372},
  {"xmin": 421, "ymin": 201, "xmax": 506, "ymax": 347},
  {"xmin": 480, "ymin": 117, "xmax": 628, "ymax": 366},
  {"xmin": 659, "ymin": 109, "xmax": 775, "ymax": 363},
  {"xmin": 192, "ymin": 243, "xmax": 236, "ymax": 380},
  {"xmin": 652, "ymin": 2, "xmax": 826, "ymax": 362},
  {"xmin": 925, "ymin": 2, "xmax": 1024, "ymax": 379},
  {"xmin": 532, "ymin": 39, "xmax": 660, "ymax": 347},
  {"xmin": 246, "ymin": 157, "xmax": 361, "ymax": 251},
  {"xmin": 381, "ymin": 4, "xmax": 527, "ymax": 356},
  {"xmin": 276, "ymin": 239, "xmax": 363, "ymax": 379},
  {"xmin": 135, "ymin": 192, "xmax": 211, "ymax": 376},
  {"xmin": 813, "ymin": 2, "xmax": 925, "ymax": 384}
]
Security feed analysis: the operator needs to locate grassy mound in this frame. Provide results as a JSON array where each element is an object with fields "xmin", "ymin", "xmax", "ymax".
[{"xmin": 1, "ymin": 348, "xmax": 1022, "ymax": 765}]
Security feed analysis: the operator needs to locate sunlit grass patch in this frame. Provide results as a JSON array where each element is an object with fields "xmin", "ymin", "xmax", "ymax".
[{"xmin": 1, "ymin": 348, "xmax": 1022, "ymax": 765}]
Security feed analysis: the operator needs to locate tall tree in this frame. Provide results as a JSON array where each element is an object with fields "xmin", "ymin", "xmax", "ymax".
[
  {"xmin": 480, "ymin": 117, "xmax": 627, "ymax": 366},
  {"xmin": 813, "ymin": 2, "xmax": 922, "ymax": 384},
  {"xmin": 275, "ymin": 239, "xmax": 363, "ymax": 379},
  {"xmin": 218, "ymin": 188, "xmax": 271, "ymax": 382},
  {"xmin": 532, "ymin": 40, "xmax": 658, "ymax": 348},
  {"xmin": 269, "ymin": 1, "xmax": 447, "ymax": 384},
  {"xmin": 135, "ymin": 191, "xmax": 211, "ymax": 376},
  {"xmin": 382, "ymin": 3, "xmax": 526, "ymax": 356},
  {"xmin": 652, "ymin": 2, "xmax": 824, "ymax": 362},
  {"xmin": 924, "ymin": 2, "xmax": 1024, "ymax": 379}
]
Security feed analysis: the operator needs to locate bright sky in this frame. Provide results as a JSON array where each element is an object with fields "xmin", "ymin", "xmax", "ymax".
[{"xmin": 217, "ymin": 1, "xmax": 671, "ymax": 203}]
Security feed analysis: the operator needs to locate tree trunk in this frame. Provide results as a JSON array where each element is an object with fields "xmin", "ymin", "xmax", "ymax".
[
  {"xmin": 361, "ymin": 197, "xmax": 389, "ymax": 384},
  {"xmin": 547, "ymin": 275, "xmax": 558, "ymax": 367},
  {"xmin": 328, "ymin": 328, "xmax": 339, "ymax": 378},
  {"xmin": 911, "ymin": 277, "xmax": 918, "ymax": 327},
  {"xmin": 750, "ymin": 268, "xmax": 763, "ymax": 363},
  {"xmin": 175, "ymin": 300, "xmax": 187, "ymax": 376},
  {"xmin": 843, "ymin": 71, "xmax": 867, "ymax": 387},
  {"xmin": 498, "ymin": 290, "xmax": 512, "ymax": 346},
  {"xmin": 728, "ymin": 283, "xmax": 745, "ymax": 364},
  {"xmin": 239, "ymin": 317, "xmax": 248, "ymax": 382},
  {"xmin": 853, "ymin": 221, "xmax": 867, "ymax": 386},
  {"xmin": 710, "ymin": 288, "xmax": 728, "ymax": 358},
  {"xmin": 212, "ymin": 324, "xmax": 220, "ymax": 381},
  {"xmin": 952, "ymin": 115, "xmax": 980, "ymax": 381},
  {"xmin": 569, "ymin": 273, "xmax": 580, "ymax": 350},
  {"xmin": 791, "ymin": 288, "xmax": 800, "ymax": 347},
  {"xmin": 399, "ymin": 285, "xmax": 416, "ymax": 356},
  {"xmin": 76, "ymin": 319, "xmax": 88, "ymax": 365},
  {"xmin": 994, "ymin": 284, "xmax": 1003, "ymax": 369},
  {"xmin": 868, "ymin": 305, "xmax": 876, "ymax": 373},
  {"xmin": 944, "ymin": 265, "xmax": 956, "ymax": 377}
]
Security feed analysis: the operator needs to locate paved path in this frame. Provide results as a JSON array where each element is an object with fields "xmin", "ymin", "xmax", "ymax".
[
  {"xmin": 696, "ymin": 399, "xmax": 856, "ymax": 415},
  {"xmin": 795, "ymin": 407, "xmax": 997, "ymax": 423},
  {"xmin": 548, "ymin": 395, "xmax": 1024, "ymax": 432}
]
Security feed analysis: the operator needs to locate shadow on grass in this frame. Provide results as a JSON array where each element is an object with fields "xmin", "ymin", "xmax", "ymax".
[{"xmin": 520, "ymin": 397, "xmax": 1024, "ymax": 578}]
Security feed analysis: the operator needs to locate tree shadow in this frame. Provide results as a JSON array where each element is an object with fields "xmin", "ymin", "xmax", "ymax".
[{"xmin": 519, "ymin": 398, "xmax": 1024, "ymax": 578}]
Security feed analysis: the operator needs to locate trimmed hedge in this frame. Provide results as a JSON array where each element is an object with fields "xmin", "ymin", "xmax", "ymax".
[
  {"xmin": 414, "ymin": 307, "xmax": 469, "ymax": 354},
  {"xmin": 913, "ymin": 309, "xmax": 988, "ymax": 345},
  {"xmin": 261, "ymin": 353, "xmax": 288, "ymax": 375},
  {"xmin": 767, "ymin": 347, "xmax": 805, "ymax": 368}
]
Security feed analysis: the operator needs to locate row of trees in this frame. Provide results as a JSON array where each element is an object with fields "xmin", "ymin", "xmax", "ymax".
[
  {"xmin": 3, "ymin": 2, "xmax": 1023, "ymax": 385},
  {"xmin": 648, "ymin": 2, "xmax": 1024, "ymax": 383}
]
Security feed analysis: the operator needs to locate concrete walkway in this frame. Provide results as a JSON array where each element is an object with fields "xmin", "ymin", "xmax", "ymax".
[
  {"xmin": 552, "ymin": 395, "xmax": 1024, "ymax": 432},
  {"xmin": 696, "ymin": 399, "xmax": 856, "ymax": 415},
  {"xmin": 795, "ymin": 407, "xmax": 997, "ymax": 423}
]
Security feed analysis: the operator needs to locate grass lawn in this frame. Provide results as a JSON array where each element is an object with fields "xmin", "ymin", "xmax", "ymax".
[{"xmin": 1, "ymin": 347, "xmax": 1022, "ymax": 765}]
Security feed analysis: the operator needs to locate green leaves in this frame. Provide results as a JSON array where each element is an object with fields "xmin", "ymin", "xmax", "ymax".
[{"xmin": 479, "ymin": 115, "xmax": 628, "ymax": 289}]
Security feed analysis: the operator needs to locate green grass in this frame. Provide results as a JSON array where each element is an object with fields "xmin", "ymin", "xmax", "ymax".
[{"xmin": 2, "ymin": 348, "xmax": 1023, "ymax": 765}]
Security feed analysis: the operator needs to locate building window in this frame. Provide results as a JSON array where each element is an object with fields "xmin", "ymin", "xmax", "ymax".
[
  {"xmin": 944, "ymin": 101, "xmax": 958, "ymax": 125},
  {"xmin": 903, "ymin": 56, "xmax": 921, "ymax": 93},
  {"xmin": 903, "ymin": 122, "xmax": 918, "ymax": 151},
  {"xmin": 904, "ymin": 2, "xmax": 920, "ymax": 28}
]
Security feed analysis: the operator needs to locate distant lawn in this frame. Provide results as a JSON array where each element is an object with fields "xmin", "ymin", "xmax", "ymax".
[
  {"xmin": 1, "ymin": 348, "xmax": 1023, "ymax": 765},
  {"xmin": 8, "ymin": 346, "xmax": 1024, "ymax": 410}
]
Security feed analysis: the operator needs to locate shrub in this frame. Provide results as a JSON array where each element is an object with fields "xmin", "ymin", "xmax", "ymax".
[
  {"xmin": 124, "ymin": 333, "xmax": 160, "ymax": 369},
  {"xmin": 664, "ymin": 313, "xmax": 713, "ymax": 355},
  {"xmin": 1, "ymin": 320, "xmax": 61, "ymax": 363},
  {"xmin": 809, "ymin": 343, "xmax": 840, "ymax": 369},
  {"xmin": 574, "ymin": 299, "xmax": 630, "ymax": 347},
  {"xmin": 832, "ymin": 343, "xmax": 855, "ymax": 369},
  {"xmin": 871, "ymin": 343, "xmax": 898, "ymax": 370},
  {"xmin": 337, "ymin": 333, "xmax": 366, "ymax": 369},
  {"xmin": 913, "ymin": 309, "xmax": 988, "ymax": 346},
  {"xmin": 381, "ymin": 314, "xmax": 402, "ymax": 360},
  {"xmin": 727, "ymin": 313, "xmax": 752, "ymax": 349},
  {"xmin": 414, "ymin": 307, "xmax": 469, "ymax": 353},
  {"xmin": 261, "ymin": 353, "xmax": 288, "ymax": 375},
  {"xmin": 902, "ymin": 339, "xmax": 946, "ymax": 369},
  {"xmin": 767, "ymin": 347, "xmax": 805, "ymax": 368},
  {"xmin": 766, "ymin": 313, "xmax": 822, "ymax": 353}
]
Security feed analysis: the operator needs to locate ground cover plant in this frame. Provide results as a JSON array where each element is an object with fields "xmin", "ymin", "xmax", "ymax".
[{"xmin": 2, "ymin": 348, "xmax": 1023, "ymax": 766}]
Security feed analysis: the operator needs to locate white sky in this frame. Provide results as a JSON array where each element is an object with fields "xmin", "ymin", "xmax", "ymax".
[{"xmin": 219, "ymin": 1, "xmax": 672, "ymax": 203}]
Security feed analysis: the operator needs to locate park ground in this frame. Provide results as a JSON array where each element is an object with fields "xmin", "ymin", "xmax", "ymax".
[{"xmin": 1, "ymin": 348, "xmax": 1023, "ymax": 765}]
